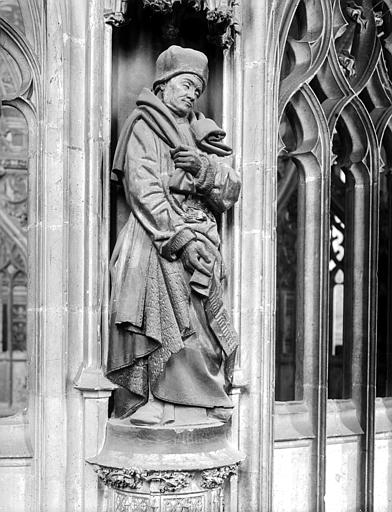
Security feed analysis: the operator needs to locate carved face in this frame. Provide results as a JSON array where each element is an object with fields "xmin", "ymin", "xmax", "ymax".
[{"xmin": 161, "ymin": 73, "xmax": 203, "ymax": 117}]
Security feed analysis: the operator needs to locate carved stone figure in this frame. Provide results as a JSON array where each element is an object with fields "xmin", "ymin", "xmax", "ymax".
[{"xmin": 106, "ymin": 45, "xmax": 241, "ymax": 426}]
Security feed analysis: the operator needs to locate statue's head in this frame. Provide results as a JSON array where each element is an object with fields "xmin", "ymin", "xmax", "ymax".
[{"xmin": 153, "ymin": 45, "xmax": 209, "ymax": 117}]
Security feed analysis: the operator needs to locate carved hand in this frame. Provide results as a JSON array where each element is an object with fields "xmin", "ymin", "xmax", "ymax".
[
  {"xmin": 181, "ymin": 240, "xmax": 212, "ymax": 276},
  {"xmin": 170, "ymin": 145, "xmax": 202, "ymax": 176}
]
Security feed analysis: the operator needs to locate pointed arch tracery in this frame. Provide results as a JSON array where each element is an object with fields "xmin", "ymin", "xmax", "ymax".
[
  {"xmin": 0, "ymin": 11, "xmax": 38, "ymax": 416},
  {"xmin": 276, "ymin": 85, "xmax": 330, "ymax": 405},
  {"xmin": 273, "ymin": 0, "xmax": 392, "ymax": 510}
]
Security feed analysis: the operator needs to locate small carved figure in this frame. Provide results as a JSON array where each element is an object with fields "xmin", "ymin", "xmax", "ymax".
[
  {"xmin": 338, "ymin": 49, "xmax": 356, "ymax": 78},
  {"xmin": 107, "ymin": 46, "xmax": 241, "ymax": 426},
  {"xmin": 346, "ymin": 2, "xmax": 367, "ymax": 31}
]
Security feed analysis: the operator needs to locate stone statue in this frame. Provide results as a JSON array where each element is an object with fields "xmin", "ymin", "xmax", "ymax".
[{"xmin": 106, "ymin": 45, "xmax": 241, "ymax": 426}]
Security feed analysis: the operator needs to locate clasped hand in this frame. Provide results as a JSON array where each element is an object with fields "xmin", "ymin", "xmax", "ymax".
[
  {"xmin": 170, "ymin": 145, "xmax": 202, "ymax": 176},
  {"xmin": 181, "ymin": 240, "xmax": 212, "ymax": 276}
]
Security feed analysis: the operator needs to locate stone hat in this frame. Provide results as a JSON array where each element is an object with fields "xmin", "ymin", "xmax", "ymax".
[{"xmin": 153, "ymin": 45, "xmax": 209, "ymax": 92}]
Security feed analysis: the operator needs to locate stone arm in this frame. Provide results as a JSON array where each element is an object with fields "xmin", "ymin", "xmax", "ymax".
[
  {"xmin": 123, "ymin": 120, "xmax": 196, "ymax": 260},
  {"xmin": 195, "ymin": 154, "xmax": 241, "ymax": 214}
]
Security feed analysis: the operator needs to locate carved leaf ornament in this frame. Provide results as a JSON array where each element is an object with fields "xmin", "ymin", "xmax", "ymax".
[
  {"xmin": 94, "ymin": 466, "xmax": 148, "ymax": 490},
  {"xmin": 144, "ymin": 471, "xmax": 192, "ymax": 493},
  {"xmin": 93, "ymin": 464, "xmax": 238, "ymax": 492},
  {"xmin": 105, "ymin": 0, "xmax": 238, "ymax": 48},
  {"xmin": 200, "ymin": 464, "xmax": 238, "ymax": 489}
]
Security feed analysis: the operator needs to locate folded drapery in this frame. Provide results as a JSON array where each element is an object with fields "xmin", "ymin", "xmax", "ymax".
[{"xmin": 112, "ymin": 88, "xmax": 232, "ymax": 181}]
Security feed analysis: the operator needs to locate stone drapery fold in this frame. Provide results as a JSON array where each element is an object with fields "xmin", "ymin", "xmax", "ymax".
[{"xmin": 107, "ymin": 89, "xmax": 240, "ymax": 417}]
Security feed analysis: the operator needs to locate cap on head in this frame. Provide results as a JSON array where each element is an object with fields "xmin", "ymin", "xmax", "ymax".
[{"xmin": 153, "ymin": 45, "xmax": 209, "ymax": 92}]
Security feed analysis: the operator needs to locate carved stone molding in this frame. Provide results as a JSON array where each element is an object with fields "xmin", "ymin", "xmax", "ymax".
[
  {"xmin": 93, "ymin": 465, "xmax": 147, "ymax": 490},
  {"xmin": 142, "ymin": 0, "xmax": 174, "ymax": 13},
  {"xmin": 145, "ymin": 471, "xmax": 192, "ymax": 493},
  {"xmin": 112, "ymin": 489, "xmax": 222, "ymax": 512},
  {"xmin": 108, "ymin": 0, "xmax": 239, "ymax": 48},
  {"xmin": 200, "ymin": 464, "xmax": 238, "ymax": 489},
  {"xmin": 104, "ymin": 0, "xmax": 130, "ymax": 26},
  {"xmin": 93, "ymin": 464, "xmax": 234, "ymax": 511},
  {"xmin": 93, "ymin": 465, "xmax": 193, "ymax": 493},
  {"xmin": 93, "ymin": 462, "xmax": 236, "ymax": 512},
  {"xmin": 141, "ymin": 0, "xmax": 234, "ymax": 18},
  {"xmin": 104, "ymin": 10, "xmax": 128, "ymax": 27},
  {"xmin": 93, "ymin": 463, "xmax": 238, "ymax": 493}
]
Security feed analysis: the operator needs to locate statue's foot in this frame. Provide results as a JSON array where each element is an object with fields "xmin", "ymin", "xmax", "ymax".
[
  {"xmin": 129, "ymin": 400, "xmax": 165, "ymax": 426},
  {"xmin": 207, "ymin": 407, "xmax": 233, "ymax": 423},
  {"xmin": 172, "ymin": 405, "xmax": 211, "ymax": 426}
]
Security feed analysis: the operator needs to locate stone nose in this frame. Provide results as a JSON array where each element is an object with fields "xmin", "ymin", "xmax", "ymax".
[{"xmin": 186, "ymin": 88, "xmax": 197, "ymax": 101}]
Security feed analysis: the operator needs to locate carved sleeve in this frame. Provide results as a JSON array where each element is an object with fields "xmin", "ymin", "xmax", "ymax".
[
  {"xmin": 124, "ymin": 120, "xmax": 196, "ymax": 260},
  {"xmin": 195, "ymin": 154, "xmax": 241, "ymax": 213}
]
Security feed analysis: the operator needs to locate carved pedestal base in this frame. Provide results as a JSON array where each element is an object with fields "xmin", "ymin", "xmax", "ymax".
[
  {"xmin": 89, "ymin": 419, "xmax": 243, "ymax": 512},
  {"xmin": 107, "ymin": 475, "xmax": 224, "ymax": 512}
]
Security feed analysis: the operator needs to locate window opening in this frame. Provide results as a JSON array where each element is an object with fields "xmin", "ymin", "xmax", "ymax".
[
  {"xmin": 377, "ymin": 135, "xmax": 392, "ymax": 397},
  {"xmin": 276, "ymin": 155, "xmax": 298, "ymax": 402},
  {"xmin": 0, "ymin": 104, "xmax": 28, "ymax": 417},
  {"xmin": 328, "ymin": 162, "xmax": 347, "ymax": 398}
]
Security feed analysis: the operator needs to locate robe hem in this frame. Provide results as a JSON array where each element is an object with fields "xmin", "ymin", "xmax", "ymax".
[{"xmin": 152, "ymin": 391, "xmax": 233, "ymax": 409}]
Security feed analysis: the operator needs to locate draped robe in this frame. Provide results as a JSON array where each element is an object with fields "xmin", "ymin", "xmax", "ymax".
[{"xmin": 106, "ymin": 89, "xmax": 241, "ymax": 418}]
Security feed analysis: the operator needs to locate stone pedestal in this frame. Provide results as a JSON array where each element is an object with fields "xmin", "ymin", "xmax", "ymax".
[{"xmin": 89, "ymin": 419, "xmax": 243, "ymax": 512}]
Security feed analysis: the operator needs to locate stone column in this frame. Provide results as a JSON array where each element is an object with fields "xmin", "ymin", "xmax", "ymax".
[
  {"xmin": 34, "ymin": 1, "xmax": 117, "ymax": 511},
  {"xmin": 236, "ymin": 0, "xmax": 278, "ymax": 510}
]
